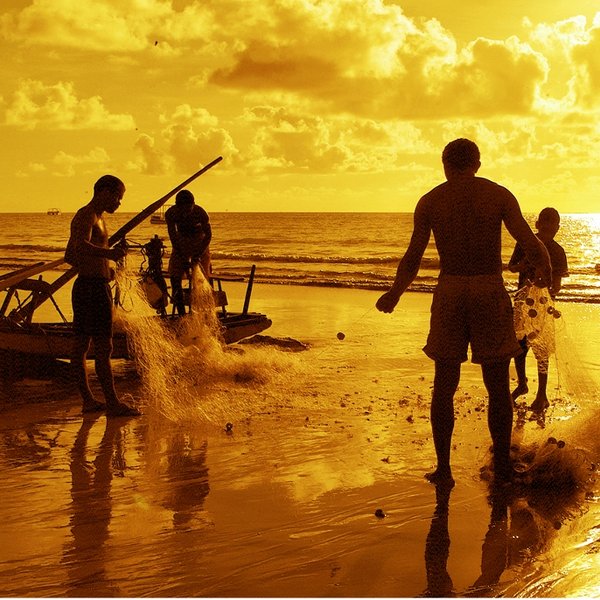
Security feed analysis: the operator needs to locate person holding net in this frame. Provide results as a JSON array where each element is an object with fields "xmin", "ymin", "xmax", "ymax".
[
  {"xmin": 165, "ymin": 190, "xmax": 212, "ymax": 316},
  {"xmin": 376, "ymin": 138, "xmax": 551, "ymax": 486},
  {"xmin": 509, "ymin": 207, "xmax": 569, "ymax": 413}
]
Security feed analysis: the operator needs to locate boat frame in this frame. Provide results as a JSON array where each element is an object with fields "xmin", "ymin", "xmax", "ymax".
[{"xmin": 0, "ymin": 253, "xmax": 271, "ymax": 361}]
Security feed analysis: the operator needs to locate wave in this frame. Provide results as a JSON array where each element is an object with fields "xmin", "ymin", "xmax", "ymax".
[
  {"xmin": 212, "ymin": 251, "xmax": 440, "ymax": 268},
  {"xmin": 0, "ymin": 243, "xmax": 65, "ymax": 254}
]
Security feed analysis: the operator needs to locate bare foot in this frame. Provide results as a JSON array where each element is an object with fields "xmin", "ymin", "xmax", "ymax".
[
  {"xmin": 529, "ymin": 397, "xmax": 549, "ymax": 413},
  {"xmin": 492, "ymin": 461, "xmax": 514, "ymax": 486},
  {"xmin": 511, "ymin": 382, "xmax": 529, "ymax": 403},
  {"xmin": 425, "ymin": 469, "xmax": 455, "ymax": 488},
  {"xmin": 82, "ymin": 399, "xmax": 106, "ymax": 413},
  {"xmin": 106, "ymin": 401, "xmax": 141, "ymax": 418}
]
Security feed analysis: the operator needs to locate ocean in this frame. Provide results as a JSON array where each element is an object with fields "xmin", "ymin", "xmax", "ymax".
[{"xmin": 1, "ymin": 211, "xmax": 599, "ymax": 302}]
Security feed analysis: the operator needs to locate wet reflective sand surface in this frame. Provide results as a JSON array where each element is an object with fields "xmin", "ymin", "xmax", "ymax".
[{"xmin": 1, "ymin": 287, "xmax": 600, "ymax": 597}]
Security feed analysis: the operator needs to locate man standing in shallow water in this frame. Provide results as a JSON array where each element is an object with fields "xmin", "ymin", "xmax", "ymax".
[
  {"xmin": 65, "ymin": 174, "xmax": 140, "ymax": 417},
  {"xmin": 376, "ymin": 139, "xmax": 551, "ymax": 485}
]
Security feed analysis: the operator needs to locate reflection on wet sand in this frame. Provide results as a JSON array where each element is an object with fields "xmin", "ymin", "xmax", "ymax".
[
  {"xmin": 162, "ymin": 432, "xmax": 210, "ymax": 529},
  {"xmin": 62, "ymin": 415, "xmax": 125, "ymax": 597},
  {"xmin": 423, "ymin": 484, "xmax": 454, "ymax": 597},
  {"xmin": 424, "ymin": 477, "xmax": 580, "ymax": 597}
]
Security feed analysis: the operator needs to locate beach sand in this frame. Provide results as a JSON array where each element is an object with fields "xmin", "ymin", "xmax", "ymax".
[{"xmin": 1, "ymin": 283, "xmax": 599, "ymax": 597}]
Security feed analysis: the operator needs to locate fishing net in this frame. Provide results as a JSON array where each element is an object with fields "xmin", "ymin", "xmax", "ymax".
[
  {"xmin": 513, "ymin": 283, "xmax": 561, "ymax": 374},
  {"xmin": 112, "ymin": 259, "xmax": 302, "ymax": 423}
]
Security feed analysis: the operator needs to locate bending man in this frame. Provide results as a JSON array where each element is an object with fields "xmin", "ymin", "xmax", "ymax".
[{"xmin": 165, "ymin": 190, "xmax": 212, "ymax": 316}]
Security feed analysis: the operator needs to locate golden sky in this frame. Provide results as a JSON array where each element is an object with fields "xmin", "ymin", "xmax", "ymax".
[{"xmin": 1, "ymin": 0, "xmax": 599, "ymax": 213}]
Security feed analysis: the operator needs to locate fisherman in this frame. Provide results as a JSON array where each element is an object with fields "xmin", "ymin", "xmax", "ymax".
[
  {"xmin": 165, "ymin": 190, "xmax": 212, "ymax": 316},
  {"xmin": 64, "ymin": 174, "xmax": 141, "ymax": 417},
  {"xmin": 376, "ymin": 139, "xmax": 551, "ymax": 485}
]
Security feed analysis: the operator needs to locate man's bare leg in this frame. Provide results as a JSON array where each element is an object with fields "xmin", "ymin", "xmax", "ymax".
[
  {"xmin": 72, "ymin": 335, "xmax": 106, "ymax": 413},
  {"xmin": 93, "ymin": 336, "xmax": 140, "ymax": 417},
  {"xmin": 482, "ymin": 360, "xmax": 513, "ymax": 483},
  {"xmin": 426, "ymin": 360, "xmax": 460, "ymax": 486}
]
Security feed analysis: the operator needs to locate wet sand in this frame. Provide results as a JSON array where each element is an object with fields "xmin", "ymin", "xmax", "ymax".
[{"xmin": 1, "ymin": 284, "xmax": 599, "ymax": 597}]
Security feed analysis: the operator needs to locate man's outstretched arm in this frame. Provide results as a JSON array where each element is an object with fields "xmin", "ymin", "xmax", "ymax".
[
  {"xmin": 376, "ymin": 199, "xmax": 431, "ymax": 313},
  {"xmin": 502, "ymin": 196, "xmax": 551, "ymax": 288}
]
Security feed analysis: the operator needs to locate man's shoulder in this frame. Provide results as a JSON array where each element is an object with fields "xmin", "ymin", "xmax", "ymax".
[
  {"xmin": 164, "ymin": 205, "xmax": 179, "ymax": 220},
  {"xmin": 72, "ymin": 204, "xmax": 98, "ymax": 225}
]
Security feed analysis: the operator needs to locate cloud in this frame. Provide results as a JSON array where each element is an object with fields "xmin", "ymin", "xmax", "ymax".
[
  {"xmin": 4, "ymin": 79, "xmax": 135, "ymax": 130},
  {"xmin": 1, "ymin": 0, "xmax": 164, "ymax": 51},
  {"xmin": 23, "ymin": 146, "xmax": 112, "ymax": 177},
  {"xmin": 524, "ymin": 13, "xmax": 600, "ymax": 109},
  {"xmin": 0, "ymin": 0, "xmax": 222, "ymax": 56},
  {"xmin": 571, "ymin": 22, "xmax": 600, "ymax": 106},
  {"xmin": 209, "ymin": 1, "xmax": 548, "ymax": 119},
  {"xmin": 130, "ymin": 105, "xmax": 237, "ymax": 175},
  {"xmin": 241, "ymin": 106, "xmax": 431, "ymax": 173}
]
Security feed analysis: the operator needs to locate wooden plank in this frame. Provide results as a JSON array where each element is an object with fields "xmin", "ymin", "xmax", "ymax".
[{"xmin": 0, "ymin": 259, "xmax": 64, "ymax": 292}]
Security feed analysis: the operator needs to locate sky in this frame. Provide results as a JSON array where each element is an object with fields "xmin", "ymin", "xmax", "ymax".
[{"xmin": 1, "ymin": 0, "xmax": 600, "ymax": 214}]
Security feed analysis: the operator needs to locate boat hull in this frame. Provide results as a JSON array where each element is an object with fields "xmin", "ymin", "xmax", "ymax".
[{"xmin": 0, "ymin": 312, "xmax": 272, "ymax": 360}]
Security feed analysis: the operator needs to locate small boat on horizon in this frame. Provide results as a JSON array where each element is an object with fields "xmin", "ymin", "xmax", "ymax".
[
  {"xmin": 150, "ymin": 205, "xmax": 171, "ymax": 224},
  {"xmin": 47, "ymin": 208, "xmax": 61, "ymax": 215}
]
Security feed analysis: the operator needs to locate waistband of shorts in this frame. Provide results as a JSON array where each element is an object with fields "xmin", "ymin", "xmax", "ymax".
[
  {"xmin": 438, "ymin": 273, "xmax": 504, "ymax": 284},
  {"xmin": 76, "ymin": 276, "xmax": 110, "ymax": 283}
]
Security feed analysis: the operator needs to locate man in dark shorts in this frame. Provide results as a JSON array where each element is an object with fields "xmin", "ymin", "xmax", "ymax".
[
  {"xmin": 509, "ymin": 207, "xmax": 569, "ymax": 412},
  {"xmin": 376, "ymin": 139, "xmax": 551, "ymax": 486},
  {"xmin": 65, "ymin": 174, "xmax": 140, "ymax": 417},
  {"xmin": 165, "ymin": 190, "xmax": 212, "ymax": 316}
]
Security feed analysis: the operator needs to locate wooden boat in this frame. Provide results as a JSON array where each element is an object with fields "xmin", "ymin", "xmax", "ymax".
[
  {"xmin": 47, "ymin": 208, "xmax": 61, "ymax": 215},
  {"xmin": 0, "ymin": 262, "xmax": 271, "ymax": 360}
]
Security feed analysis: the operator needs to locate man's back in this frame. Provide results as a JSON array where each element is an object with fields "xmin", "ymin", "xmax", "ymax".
[{"xmin": 420, "ymin": 175, "xmax": 517, "ymax": 277}]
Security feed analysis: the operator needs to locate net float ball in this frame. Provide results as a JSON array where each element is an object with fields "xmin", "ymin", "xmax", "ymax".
[
  {"xmin": 553, "ymin": 310, "xmax": 561, "ymax": 319},
  {"xmin": 528, "ymin": 309, "xmax": 538, "ymax": 318},
  {"xmin": 526, "ymin": 297, "xmax": 535, "ymax": 306},
  {"xmin": 337, "ymin": 332, "xmax": 346, "ymax": 341}
]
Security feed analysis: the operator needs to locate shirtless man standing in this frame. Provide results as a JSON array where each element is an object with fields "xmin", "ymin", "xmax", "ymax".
[
  {"xmin": 376, "ymin": 139, "xmax": 551, "ymax": 485},
  {"xmin": 65, "ymin": 174, "xmax": 140, "ymax": 417}
]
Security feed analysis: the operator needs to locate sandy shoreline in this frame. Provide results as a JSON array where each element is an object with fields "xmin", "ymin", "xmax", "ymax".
[{"xmin": 1, "ymin": 283, "xmax": 599, "ymax": 596}]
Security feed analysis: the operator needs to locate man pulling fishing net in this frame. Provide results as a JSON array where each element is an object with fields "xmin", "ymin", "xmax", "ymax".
[
  {"xmin": 376, "ymin": 138, "xmax": 552, "ymax": 486},
  {"xmin": 165, "ymin": 190, "xmax": 212, "ymax": 316}
]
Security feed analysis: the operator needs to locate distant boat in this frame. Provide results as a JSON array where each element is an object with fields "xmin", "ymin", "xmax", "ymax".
[
  {"xmin": 47, "ymin": 208, "xmax": 61, "ymax": 216},
  {"xmin": 150, "ymin": 205, "xmax": 171, "ymax": 224}
]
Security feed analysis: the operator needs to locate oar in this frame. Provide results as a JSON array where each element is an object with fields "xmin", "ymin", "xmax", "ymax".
[{"xmin": 8, "ymin": 156, "xmax": 223, "ymax": 319}]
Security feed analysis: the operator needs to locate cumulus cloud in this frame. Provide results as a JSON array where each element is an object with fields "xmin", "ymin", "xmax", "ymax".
[
  {"xmin": 25, "ymin": 146, "xmax": 112, "ymax": 177},
  {"xmin": 131, "ymin": 104, "xmax": 237, "ymax": 175},
  {"xmin": 525, "ymin": 14, "xmax": 600, "ymax": 110},
  {"xmin": 4, "ymin": 79, "xmax": 135, "ymax": 130},
  {"xmin": 208, "ymin": 1, "xmax": 552, "ymax": 119},
  {"xmin": 241, "ymin": 106, "xmax": 431, "ymax": 173},
  {"xmin": 1, "ymin": 0, "xmax": 164, "ymax": 51}
]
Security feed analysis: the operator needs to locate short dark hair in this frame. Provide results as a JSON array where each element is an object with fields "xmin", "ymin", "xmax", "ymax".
[
  {"xmin": 442, "ymin": 139, "xmax": 480, "ymax": 171},
  {"xmin": 94, "ymin": 174, "xmax": 124, "ymax": 194},
  {"xmin": 538, "ymin": 207, "xmax": 560, "ymax": 225},
  {"xmin": 175, "ymin": 189, "xmax": 194, "ymax": 206}
]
